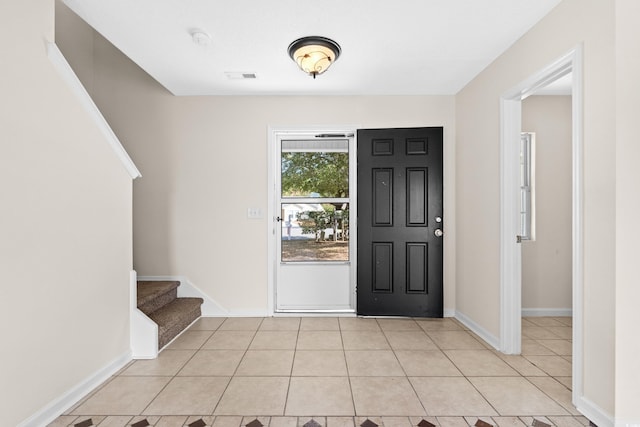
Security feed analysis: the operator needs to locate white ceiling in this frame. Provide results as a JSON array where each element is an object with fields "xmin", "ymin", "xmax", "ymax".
[{"xmin": 62, "ymin": 0, "xmax": 563, "ymax": 96}]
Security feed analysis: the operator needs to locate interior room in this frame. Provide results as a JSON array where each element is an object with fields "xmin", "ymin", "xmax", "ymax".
[{"xmin": 1, "ymin": 1, "xmax": 639, "ymax": 426}]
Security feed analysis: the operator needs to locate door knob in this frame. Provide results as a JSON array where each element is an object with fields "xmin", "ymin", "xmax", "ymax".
[{"xmin": 434, "ymin": 229, "xmax": 443, "ymax": 237}]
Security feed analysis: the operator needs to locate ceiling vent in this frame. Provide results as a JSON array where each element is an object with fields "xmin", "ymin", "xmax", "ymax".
[{"xmin": 225, "ymin": 72, "xmax": 257, "ymax": 80}]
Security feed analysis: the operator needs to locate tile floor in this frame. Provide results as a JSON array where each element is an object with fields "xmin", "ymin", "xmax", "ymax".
[{"xmin": 51, "ymin": 316, "xmax": 587, "ymax": 427}]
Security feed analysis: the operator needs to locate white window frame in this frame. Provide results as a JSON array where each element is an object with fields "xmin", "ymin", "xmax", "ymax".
[{"xmin": 520, "ymin": 132, "xmax": 535, "ymax": 241}]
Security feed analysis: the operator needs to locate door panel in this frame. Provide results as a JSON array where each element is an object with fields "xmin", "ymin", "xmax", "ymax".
[{"xmin": 357, "ymin": 127, "xmax": 443, "ymax": 317}]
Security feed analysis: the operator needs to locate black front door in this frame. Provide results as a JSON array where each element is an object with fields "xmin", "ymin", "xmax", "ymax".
[{"xmin": 357, "ymin": 127, "xmax": 443, "ymax": 317}]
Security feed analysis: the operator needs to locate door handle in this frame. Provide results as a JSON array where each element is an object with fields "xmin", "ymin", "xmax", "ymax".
[
  {"xmin": 276, "ymin": 216, "xmax": 283, "ymax": 222},
  {"xmin": 434, "ymin": 229, "xmax": 443, "ymax": 237}
]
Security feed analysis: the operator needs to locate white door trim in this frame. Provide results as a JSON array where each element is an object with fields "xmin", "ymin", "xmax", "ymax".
[
  {"xmin": 267, "ymin": 126, "xmax": 358, "ymax": 315},
  {"xmin": 499, "ymin": 45, "xmax": 584, "ymax": 407}
]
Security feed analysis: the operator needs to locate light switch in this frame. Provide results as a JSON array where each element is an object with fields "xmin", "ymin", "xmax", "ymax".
[{"xmin": 247, "ymin": 207, "xmax": 263, "ymax": 219}]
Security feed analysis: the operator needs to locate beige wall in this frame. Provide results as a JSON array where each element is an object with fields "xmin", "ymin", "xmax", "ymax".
[
  {"xmin": 456, "ymin": 0, "xmax": 615, "ymax": 417},
  {"xmin": 0, "ymin": 1, "xmax": 133, "ymax": 426},
  {"xmin": 56, "ymin": 5, "xmax": 457, "ymax": 315},
  {"xmin": 521, "ymin": 96, "xmax": 572, "ymax": 311},
  {"xmin": 615, "ymin": 0, "xmax": 640, "ymax": 421}
]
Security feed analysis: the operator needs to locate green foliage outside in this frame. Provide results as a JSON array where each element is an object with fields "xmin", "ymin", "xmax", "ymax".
[{"xmin": 281, "ymin": 151, "xmax": 350, "ymax": 242}]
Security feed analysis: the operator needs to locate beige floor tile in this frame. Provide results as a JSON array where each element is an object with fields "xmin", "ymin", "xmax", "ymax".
[
  {"xmin": 345, "ymin": 350, "xmax": 405, "ymax": 376},
  {"xmin": 553, "ymin": 317, "xmax": 573, "ymax": 327},
  {"xmin": 220, "ymin": 318, "xmax": 264, "ymax": 331},
  {"xmin": 496, "ymin": 355, "xmax": 547, "ymax": 376},
  {"xmin": 120, "ymin": 350, "xmax": 195, "ymax": 376},
  {"xmin": 250, "ymin": 331, "xmax": 299, "ymax": 350},
  {"xmin": 525, "ymin": 318, "xmax": 566, "ymax": 328},
  {"xmin": 342, "ymin": 331, "xmax": 390, "ymax": 350},
  {"xmin": 521, "ymin": 327, "xmax": 561, "ymax": 340},
  {"xmin": 427, "ymin": 331, "xmax": 485, "ymax": 350},
  {"xmin": 292, "ymin": 350, "xmax": 348, "ymax": 376},
  {"xmin": 300, "ymin": 317, "xmax": 340, "ymax": 331},
  {"xmin": 178, "ymin": 350, "xmax": 244, "ymax": 376},
  {"xmin": 243, "ymin": 416, "xmax": 271, "ymax": 426},
  {"xmin": 236, "ymin": 350, "xmax": 295, "ymax": 376},
  {"xmin": 468, "ymin": 377, "xmax": 567, "ymax": 416},
  {"xmin": 523, "ymin": 356, "xmax": 572, "ymax": 377},
  {"xmin": 155, "ymin": 415, "xmax": 190, "ymax": 427},
  {"xmin": 416, "ymin": 319, "xmax": 464, "ymax": 332},
  {"xmin": 546, "ymin": 417, "xmax": 584, "ymax": 427},
  {"xmin": 537, "ymin": 340, "xmax": 572, "ymax": 356},
  {"xmin": 350, "ymin": 377, "xmax": 426, "ymax": 416},
  {"xmin": 519, "ymin": 416, "xmax": 552, "ymax": 426},
  {"xmin": 71, "ymin": 376, "xmax": 171, "ymax": 415},
  {"xmin": 326, "ymin": 416, "xmax": 355, "ymax": 427},
  {"xmin": 464, "ymin": 416, "xmax": 494, "ymax": 426},
  {"xmin": 355, "ymin": 416, "xmax": 385, "ymax": 427},
  {"xmin": 143, "ymin": 376, "xmax": 230, "ymax": 415},
  {"xmin": 214, "ymin": 377, "xmax": 289, "ymax": 415},
  {"xmin": 339, "ymin": 318, "xmax": 381, "ymax": 331},
  {"xmin": 212, "ymin": 416, "xmax": 244, "ymax": 427},
  {"xmin": 188, "ymin": 416, "xmax": 216, "ymax": 425},
  {"xmin": 270, "ymin": 416, "xmax": 299, "ymax": 427},
  {"xmin": 521, "ymin": 341, "xmax": 556, "ymax": 356},
  {"xmin": 297, "ymin": 331, "xmax": 344, "ymax": 350},
  {"xmin": 492, "ymin": 416, "xmax": 528, "ymax": 427},
  {"xmin": 260, "ymin": 318, "xmax": 301, "ymax": 331},
  {"xmin": 545, "ymin": 327, "xmax": 572, "ymax": 340},
  {"xmin": 190, "ymin": 317, "xmax": 227, "ymax": 331},
  {"xmin": 95, "ymin": 415, "xmax": 136, "ymax": 426},
  {"xmin": 167, "ymin": 331, "xmax": 215, "ymax": 350},
  {"xmin": 394, "ymin": 350, "xmax": 462, "ymax": 377},
  {"xmin": 47, "ymin": 415, "xmax": 80, "ymax": 427},
  {"xmin": 526, "ymin": 377, "xmax": 579, "ymax": 415},
  {"xmin": 555, "ymin": 377, "xmax": 572, "ymax": 390},
  {"xmin": 285, "ymin": 377, "xmax": 355, "ymax": 415},
  {"xmin": 383, "ymin": 331, "xmax": 438, "ymax": 350},
  {"xmin": 410, "ymin": 377, "xmax": 496, "ymax": 416},
  {"xmin": 382, "ymin": 416, "xmax": 413, "ymax": 427},
  {"xmin": 130, "ymin": 416, "xmax": 161, "ymax": 426},
  {"xmin": 444, "ymin": 350, "xmax": 518, "ymax": 376},
  {"xmin": 435, "ymin": 417, "xmax": 469, "ymax": 427},
  {"xmin": 203, "ymin": 331, "xmax": 256, "ymax": 350},
  {"xmin": 377, "ymin": 319, "xmax": 422, "ymax": 331}
]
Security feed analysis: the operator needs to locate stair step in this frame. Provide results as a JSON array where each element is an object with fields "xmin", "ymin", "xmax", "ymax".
[
  {"xmin": 147, "ymin": 297, "xmax": 204, "ymax": 348},
  {"xmin": 137, "ymin": 281, "xmax": 180, "ymax": 315}
]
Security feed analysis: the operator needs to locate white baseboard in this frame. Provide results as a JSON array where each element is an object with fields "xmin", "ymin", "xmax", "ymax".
[
  {"xmin": 454, "ymin": 310, "xmax": 500, "ymax": 350},
  {"xmin": 17, "ymin": 351, "xmax": 131, "ymax": 427},
  {"xmin": 522, "ymin": 308, "xmax": 573, "ymax": 317},
  {"xmin": 576, "ymin": 395, "xmax": 614, "ymax": 427},
  {"xmin": 138, "ymin": 275, "xmax": 229, "ymax": 316},
  {"xmin": 444, "ymin": 308, "xmax": 455, "ymax": 317}
]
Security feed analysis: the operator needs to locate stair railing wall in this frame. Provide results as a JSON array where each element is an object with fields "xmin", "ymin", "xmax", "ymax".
[{"xmin": 130, "ymin": 271, "xmax": 158, "ymax": 359}]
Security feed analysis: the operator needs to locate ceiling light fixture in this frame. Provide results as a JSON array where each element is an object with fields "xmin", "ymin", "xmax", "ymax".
[{"xmin": 288, "ymin": 36, "xmax": 341, "ymax": 79}]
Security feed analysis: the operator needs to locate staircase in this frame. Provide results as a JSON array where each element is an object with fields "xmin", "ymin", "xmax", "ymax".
[{"xmin": 137, "ymin": 281, "xmax": 203, "ymax": 349}]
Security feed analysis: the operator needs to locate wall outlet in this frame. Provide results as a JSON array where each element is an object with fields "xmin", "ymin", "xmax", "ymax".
[{"xmin": 247, "ymin": 207, "xmax": 263, "ymax": 219}]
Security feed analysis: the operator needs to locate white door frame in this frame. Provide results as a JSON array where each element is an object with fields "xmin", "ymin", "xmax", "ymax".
[
  {"xmin": 499, "ymin": 46, "xmax": 583, "ymax": 405},
  {"xmin": 267, "ymin": 126, "xmax": 358, "ymax": 315}
]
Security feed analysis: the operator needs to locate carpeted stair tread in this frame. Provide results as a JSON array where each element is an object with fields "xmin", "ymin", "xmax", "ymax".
[
  {"xmin": 137, "ymin": 281, "xmax": 180, "ymax": 315},
  {"xmin": 147, "ymin": 297, "xmax": 204, "ymax": 348}
]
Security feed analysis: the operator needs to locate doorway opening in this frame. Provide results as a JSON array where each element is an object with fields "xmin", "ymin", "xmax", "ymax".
[
  {"xmin": 499, "ymin": 46, "xmax": 583, "ymax": 407},
  {"xmin": 268, "ymin": 127, "xmax": 357, "ymax": 314}
]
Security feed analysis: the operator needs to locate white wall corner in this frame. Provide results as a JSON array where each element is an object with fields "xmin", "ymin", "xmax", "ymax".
[
  {"xmin": 16, "ymin": 351, "xmax": 131, "ymax": 427},
  {"xmin": 455, "ymin": 310, "xmax": 500, "ymax": 350},
  {"xmin": 575, "ymin": 396, "xmax": 614, "ymax": 427},
  {"xmin": 137, "ymin": 275, "xmax": 229, "ymax": 316},
  {"xmin": 130, "ymin": 270, "xmax": 158, "ymax": 359},
  {"xmin": 45, "ymin": 42, "xmax": 141, "ymax": 180}
]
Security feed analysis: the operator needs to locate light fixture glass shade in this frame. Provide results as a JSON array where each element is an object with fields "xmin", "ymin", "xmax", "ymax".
[{"xmin": 288, "ymin": 36, "xmax": 341, "ymax": 78}]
